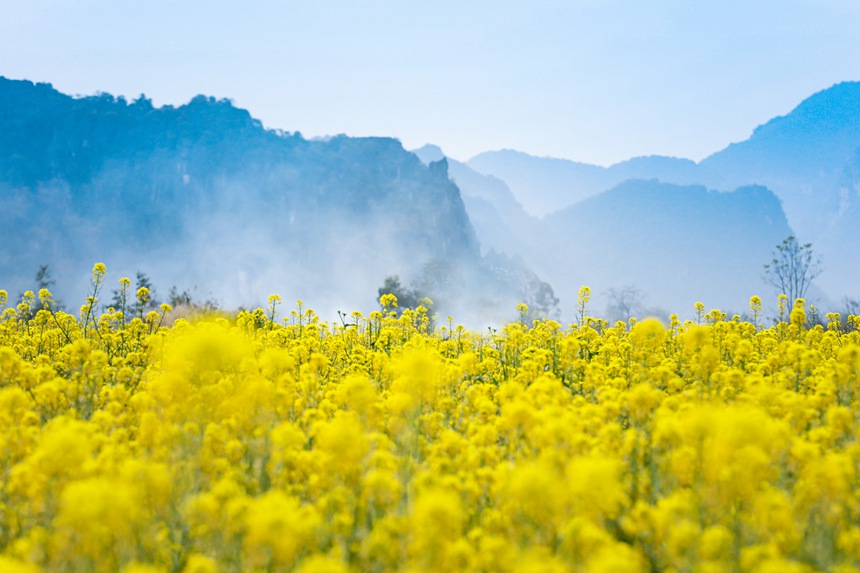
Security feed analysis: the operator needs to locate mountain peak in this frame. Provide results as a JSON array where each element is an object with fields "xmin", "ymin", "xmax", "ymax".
[
  {"xmin": 701, "ymin": 80, "xmax": 860, "ymax": 182},
  {"xmin": 788, "ymin": 81, "xmax": 860, "ymax": 119},
  {"xmin": 411, "ymin": 144, "xmax": 445, "ymax": 165},
  {"xmin": 750, "ymin": 81, "xmax": 860, "ymax": 139}
]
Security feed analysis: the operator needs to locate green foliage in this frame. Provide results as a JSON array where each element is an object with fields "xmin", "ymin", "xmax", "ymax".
[
  {"xmin": 167, "ymin": 285, "xmax": 220, "ymax": 313},
  {"xmin": 16, "ymin": 264, "xmax": 61, "ymax": 318},
  {"xmin": 378, "ymin": 275, "xmax": 431, "ymax": 316}
]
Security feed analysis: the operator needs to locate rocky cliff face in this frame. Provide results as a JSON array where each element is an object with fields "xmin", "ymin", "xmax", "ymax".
[{"xmin": 0, "ymin": 78, "xmax": 482, "ymax": 311}]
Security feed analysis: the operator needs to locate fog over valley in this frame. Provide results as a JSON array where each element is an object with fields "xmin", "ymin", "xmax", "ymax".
[{"xmin": 1, "ymin": 77, "xmax": 859, "ymax": 323}]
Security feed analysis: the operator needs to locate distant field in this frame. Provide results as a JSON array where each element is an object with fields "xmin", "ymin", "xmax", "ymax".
[{"xmin": 1, "ymin": 270, "xmax": 859, "ymax": 572}]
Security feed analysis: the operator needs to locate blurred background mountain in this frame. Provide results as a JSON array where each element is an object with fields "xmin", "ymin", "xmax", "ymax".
[{"xmin": 2, "ymin": 77, "xmax": 859, "ymax": 322}]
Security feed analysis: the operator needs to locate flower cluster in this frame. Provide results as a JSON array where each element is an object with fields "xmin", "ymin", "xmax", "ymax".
[{"xmin": 2, "ymin": 270, "xmax": 860, "ymax": 572}]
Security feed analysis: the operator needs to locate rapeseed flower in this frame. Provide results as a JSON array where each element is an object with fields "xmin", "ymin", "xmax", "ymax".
[{"xmin": 2, "ymin": 270, "xmax": 860, "ymax": 571}]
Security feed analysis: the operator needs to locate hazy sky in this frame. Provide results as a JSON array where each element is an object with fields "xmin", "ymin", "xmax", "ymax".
[{"xmin": 2, "ymin": 1, "xmax": 859, "ymax": 166}]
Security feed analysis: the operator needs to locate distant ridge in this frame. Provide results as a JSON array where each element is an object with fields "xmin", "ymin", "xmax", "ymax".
[
  {"xmin": 413, "ymin": 144, "xmax": 542, "ymax": 262},
  {"xmin": 535, "ymin": 180, "xmax": 793, "ymax": 316},
  {"xmin": 464, "ymin": 81, "xmax": 860, "ymax": 304}
]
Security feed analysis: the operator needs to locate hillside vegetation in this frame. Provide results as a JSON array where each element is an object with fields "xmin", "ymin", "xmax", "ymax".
[{"xmin": 0, "ymin": 78, "xmax": 552, "ymax": 323}]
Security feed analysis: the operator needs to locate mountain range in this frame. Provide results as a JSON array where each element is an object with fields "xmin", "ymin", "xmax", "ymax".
[
  {"xmin": 415, "ymin": 147, "xmax": 794, "ymax": 318},
  {"xmin": 1, "ymin": 76, "xmax": 858, "ymax": 322},
  {"xmin": 440, "ymin": 82, "xmax": 860, "ymax": 316},
  {"xmin": 0, "ymin": 77, "xmax": 554, "ymax": 323}
]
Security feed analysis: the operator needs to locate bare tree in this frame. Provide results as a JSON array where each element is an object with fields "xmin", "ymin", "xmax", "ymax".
[
  {"xmin": 842, "ymin": 297, "xmax": 860, "ymax": 317},
  {"xmin": 763, "ymin": 236, "xmax": 822, "ymax": 302},
  {"xmin": 605, "ymin": 285, "xmax": 645, "ymax": 323}
]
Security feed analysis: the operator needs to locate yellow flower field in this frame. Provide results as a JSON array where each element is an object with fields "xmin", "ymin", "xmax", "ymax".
[{"xmin": 1, "ymin": 267, "xmax": 860, "ymax": 572}]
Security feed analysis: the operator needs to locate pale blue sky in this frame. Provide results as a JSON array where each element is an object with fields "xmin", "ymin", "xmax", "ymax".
[{"xmin": 2, "ymin": 1, "xmax": 859, "ymax": 165}]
